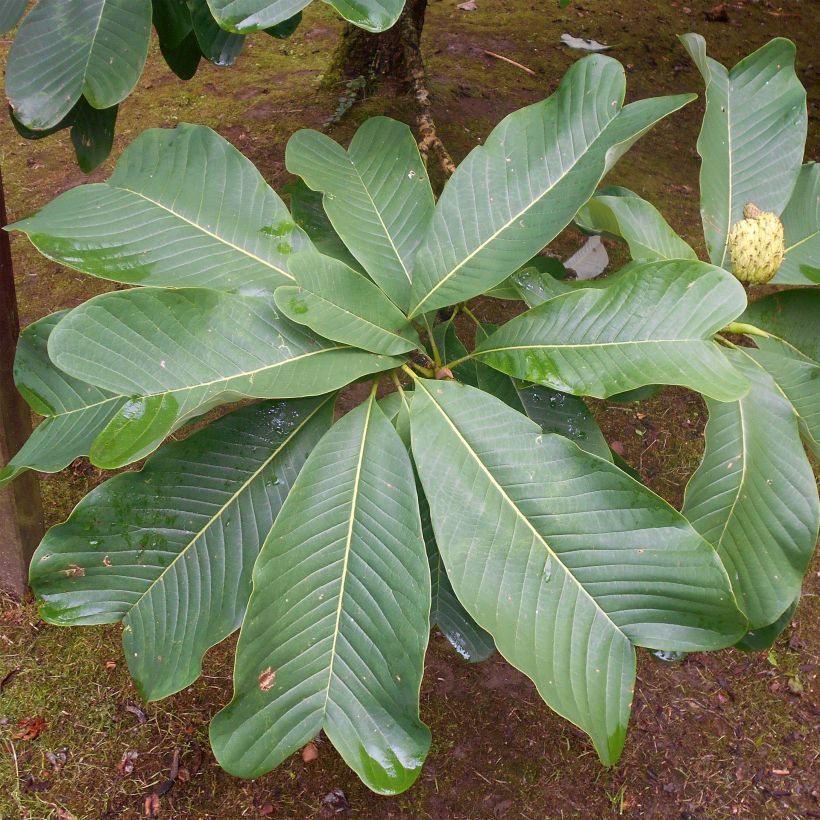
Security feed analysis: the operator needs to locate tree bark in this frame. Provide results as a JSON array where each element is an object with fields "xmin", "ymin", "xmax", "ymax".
[
  {"xmin": 0, "ymin": 165, "xmax": 44, "ymax": 598},
  {"xmin": 325, "ymin": 0, "xmax": 455, "ymax": 178},
  {"xmin": 325, "ymin": 0, "xmax": 428, "ymax": 89}
]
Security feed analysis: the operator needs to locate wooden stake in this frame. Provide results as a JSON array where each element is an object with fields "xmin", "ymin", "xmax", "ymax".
[{"xmin": 0, "ymin": 164, "xmax": 44, "ymax": 597}]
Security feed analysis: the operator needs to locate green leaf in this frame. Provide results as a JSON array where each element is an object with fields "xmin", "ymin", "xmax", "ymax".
[
  {"xmin": 48, "ymin": 288, "xmax": 400, "ymax": 467},
  {"xmin": 210, "ymin": 393, "xmax": 431, "ymax": 791},
  {"xmin": 773, "ymin": 163, "xmax": 820, "ymax": 285},
  {"xmin": 10, "ymin": 124, "xmax": 312, "ymax": 293},
  {"xmin": 742, "ymin": 289, "xmax": 819, "ymax": 362},
  {"xmin": 159, "ymin": 28, "xmax": 203, "ymax": 80},
  {"xmin": 410, "ymin": 379, "xmax": 746, "ymax": 765},
  {"xmin": 283, "ymin": 179, "xmax": 363, "ymax": 272},
  {"xmin": 71, "ymin": 100, "xmax": 118, "ymax": 173},
  {"xmin": 746, "ymin": 337, "xmax": 819, "ymax": 459},
  {"xmin": 407, "ymin": 54, "xmax": 694, "ymax": 316},
  {"xmin": 189, "ymin": 0, "xmax": 245, "ymax": 65},
  {"xmin": 421, "ymin": 483, "xmax": 495, "ymax": 663},
  {"xmin": 263, "ymin": 11, "xmax": 301, "ymax": 37},
  {"xmin": 205, "ymin": 0, "xmax": 308, "ymax": 32},
  {"xmin": 0, "ymin": 0, "xmax": 27, "ymax": 34},
  {"xmin": 475, "ymin": 260, "xmax": 749, "ymax": 401},
  {"xmin": 575, "ymin": 190, "xmax": 697, "ymax": 262},
  {"xmin": 0, "ymin": 312, "xmax": 125, "ymax": 487},
  {"xmin": 680, "ymin": 35, "xmax": 807, "ymax": 268},
  {"xmin": 286, "ymin": 117, "xmax": 435, "ymax": 309},
  {"xmin": 153, "ymin": 0, "xmax": 193, "ymax": 47},
  {"xmin": 682, "ymin": 350, "xmax": 819, "ymax": 628},
  {"xmin": 6, "ymin": 0, "xmax": 152, "ymax": 129},
  {"xmin": 433, "ymin": 320, "xmax": 477, "ymax": 386},
  {"xmin": 486, "ymin": 257, "xmax": 567, "ymax": 301},
  {"xmin": 274, "ymin": 252, "xmax": 421, "ymax": 356},
  {"xmin": 30, "ymin": 396, "xmax": 333, "ymax": 700},
  {"xmin": 326, "ymin": 0, "xmax": 404, "ymax": 32},
  {"xmin": 517, "ymin": 385, "xmax": 611, "ymax": 461},
  {"xmin": 734, "ymin": 596, "xmax": 798, "ymax": 652}
]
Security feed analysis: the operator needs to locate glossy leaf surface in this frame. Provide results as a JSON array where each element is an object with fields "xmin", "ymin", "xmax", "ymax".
[
  {"xmin": 680, "ymin": 34, "xmax": 807, "ymax": 268},
  {"xmin": 189, "ymin": 0, "xmax": 245, "ymax": 64},
  {"xmin": 47, "ymin": 288, "xmax": 399, "ymax": 466},
  {"xmin": 410, "ymin": 379, "xmax": 746, "ymax": 765},
  {"xmin": 476, "ymin": 261, "xmax": 749, "ymax": 401},
  {"xmin": 274, "ymin": 252, "xmax": 421, "ymax": 355},
  {"xmin": 6, "ymin": 0, "xmax": 152, "ymax": 129},
  {"xmin": 0, "ymin": 312, "xmax": 124, "ymax": 487},
  {"xmin": 30, "ymin": 397, "xmax": 332, "ymax": 700},
  {"xmin": 287, "ymin": 117, "xmax": 434, "ymax": 308},
  {"xmin": 772, "ymin": 163, "xmax": 819, "ymax": 285},
  {"xmin": 407, "ymin": 54, "xmax": 694, "ymax": 316},
  {"xmin": 683, "ymin": 351, "xmax": 819, "ymax": 628},
  {"xmin": 11, "ymin": 125, "xmax": 312, "ymax": 292},
  {"xmin": 575, "ymin": 190, "xmax": 697, "ymax": 262},
  {"xmin": 211, "ymin": 395, "xmax": 431, "ymax": 791}
]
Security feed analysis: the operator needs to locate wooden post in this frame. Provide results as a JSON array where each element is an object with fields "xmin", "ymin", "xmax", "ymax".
[{"xmin": 0, "ymin": 164, "xmax": 44, "ymax": 597}]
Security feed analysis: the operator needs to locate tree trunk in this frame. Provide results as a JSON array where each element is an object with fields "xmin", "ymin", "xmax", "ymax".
[
  {"xmin": 325, "ymin": 0, "xmax": 428, "ymax": 90},
  {"xmin": 0, "ymin": 165, "xmax": 44, "ymax": 598}
]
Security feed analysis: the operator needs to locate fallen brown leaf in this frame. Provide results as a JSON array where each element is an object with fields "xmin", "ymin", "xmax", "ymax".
[
  {"xmin": 144, "ymin": 793, "xmax": 160, "ymax": 818},
  {"xmin": 302, "ymin": 741, "xmax": 319, "ymax": 763},
  {"xmin": 117, "ymin": 750, "xmax": 139, "ymax": 775},
  {"xmin": 13, "ymin": 716, "xmax": 46, "ymax": 741}
]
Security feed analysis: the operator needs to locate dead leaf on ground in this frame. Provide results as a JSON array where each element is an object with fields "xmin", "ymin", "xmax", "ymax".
[
  {"xmin": 704, "ymin": 3, "xmax": 729, "ymax": 21},
  {"xmin": 302, "ymin": 741, "xmax": 319, "ymax": 763},
  {"xmin": 144, "ymin": 793, "xmax": 160, "ymax": 818},
  {"xmin": 124, "ymin": 703, "xmax": 148, "ymax": 724},
  {"xmin": 322, "ymin": 788, "xmax": 350, "ymax": 812},
  {"xmin": 117, "ymin": 750, "xmax": 139, "ymax": 775},
  {"xmin": 54, "ymin": 809, "xmax": 77, "ymax": 820},
  {"xmin": 0, "ymin": 666, "xmax": 21, "ymax": 692},
  {"xmin": 13, "ymin": 716, "xmax": 46, "ymax": 741},
  {"xmin": 457, "ymin": 0, "xmax": 477, "ymax": 9}
]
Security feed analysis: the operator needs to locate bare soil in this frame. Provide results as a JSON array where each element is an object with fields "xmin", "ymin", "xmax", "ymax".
[{"xmin": 1, "ymin": 0, "xmax": 818, "ymax": 818}]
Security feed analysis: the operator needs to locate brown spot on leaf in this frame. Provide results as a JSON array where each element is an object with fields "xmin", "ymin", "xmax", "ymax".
[{"xmin": 259, "ymin": 667, "xmax": 276, "ymax": 691}]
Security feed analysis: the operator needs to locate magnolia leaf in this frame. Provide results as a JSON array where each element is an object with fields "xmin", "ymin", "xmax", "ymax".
[
  {"xmin": 408, "ymin": 54, "xmax": 694, "ymax": 316},
  {"xmin": 326, "ymin": 0, "xmax": 404, "ymax": 32},
  {"xmin": 6, "ymin": 0, "xmax": 152, "ymax": 129},
  {"xmin": 421, "ymin": 482, "xmax": 495, "ymax": 662},
  {"xmin": 153, "ymin": 0, "xmax": 193, "ymax": 47},
  {"xmin": 742, "ymin": 289, "xmax": 819, "ymax": 362},
  {"xmin": 47, "ymin": 288, "xmax": 400, "ymax": 467},
  {"xmin": 189, "ymin": 0, "xmax": 245, "ymax": 64},
  {"xmin": 11, "ymin": 124, "xmax": 312, "ymax": 292},
  {"xmin": 746, "ymin": 337, "xmax": 819, "ymax": 459},
  {"xmin": 205, "ymin": 0, "xmax": 307, "ymax": 32},
  {"xmin": 274, "ymin": 252, "xmax": 421, "ymax": 356},
  {"xmin": 0, "ymin": 312, "xmax": 125, "ymax": 487},
  {"xmin": 476, "ymin": 261, "xmax": 749, "ymax": 401},
  {"xmin": 0, "ymin": 0, "xmax": 27, "ymax": 34},
  {"xmin": 772, "ymin": 163, "xmax": 819, "ymax": 285},
  {"xmin": 575, "ymin": 190, "xmax": 697, "ymax": 262},
  {"xmin": 210, "ymin": 394, "xmax": 431, "ymax": 792},
  {"xmin": 734, "ymin": 596, "xmax": 798, "ymax": 652},
  {"xmin": 30, "ymin": 396, "xmax": 333, "ymax": 700},
  {"xmin": 159, "ymin": 28, "xmax": 203, "ymax": 80},
  {"xmin": 410, "ymin": 379, "xmax": 746, "ymax": 765},
  {"xmin": 683, "ymin": 350, "xmax": 819, "ymax": 628},
  {"xmin": 287, "ymin": 117, "xmax": 434, "ymax": 309},
  {"xmin": 680, "ymin": 34, "xmax": 807, "ymax": 268}
]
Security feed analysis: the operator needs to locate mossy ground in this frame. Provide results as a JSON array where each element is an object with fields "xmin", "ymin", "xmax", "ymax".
[{"xmin": 1, "ymin": 0, "xmax": 818, "ymax": 817}]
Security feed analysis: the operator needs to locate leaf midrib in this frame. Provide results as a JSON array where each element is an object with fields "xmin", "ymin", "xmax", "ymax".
[
  {"xmin": 322, "ymin": 392, "xmax": 375, "ymax": 714},
  {"xmin": 409, "ymin": 99, "xmax": 623, "ymax": 316},
  {"xmin": 111, "ymin": 184, "xmax": 295, "ymax": 281},
  {"xmin": 125, "ymin": 396, "xmax": 332, "ymax": 615},
  {"xmin": 415, "ymin": 379, "xmax": 618, "ymax": 632}
]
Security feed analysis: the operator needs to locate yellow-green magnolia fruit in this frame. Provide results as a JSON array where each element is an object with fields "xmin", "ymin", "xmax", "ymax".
[{"xmin": 727, "ymin": 203, "xmax": 785, "ymax": 285}]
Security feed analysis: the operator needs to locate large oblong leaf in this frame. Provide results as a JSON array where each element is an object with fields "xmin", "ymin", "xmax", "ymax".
[
  {"xmin": 406, "ymin": 53, "xmax": 695, "ymax": 317},
  {"xmin": 47, "ymin": 288, "xmax": 400, "ymax": 466},
  {"xmin": 574, "ymin": 190, "xmax": 697, "ymax": 262},
  {"xmin": 274, "ymin": 252, "xmax": 421, "ymax": 355},
  {"xmin": 742, "ymin": 289, "xmax": 819, "ymax": 362},
  {"xmin": 6, "ymin": 0, "xmax": 152, "ymax": 129},
  {"xmin": 475, "ymin": 261, "xmax": 749, "ymax": 401},
  {"xmin": 680, "ymin": 34, "xmax": 807, "ymax": 269},
  {"xmin": 189, "ymin": 0, "xmax": 245, "ymax": 65},
  {"xmin": 682, "ymin": 351, "xmax": 819, "ymax": 628},
  {"xmin": 286, "ymin": 117, "xmax": 434, "ymax": 309},
  {"xmin": 0, "ymin": 312, "xmax": 125, "ymax": 487},
  {"xmin": 0, "ymin": 0, "xmax": 27, "ymax": 34},
  {"xmin": 30, "ymin": 396, "xmax": 333, "ymax": 700},
  {"xmin": 205, "ymin": 0, "xmax": 309, "ymax": 31},
  {"xmin": 772, "ymin": 163, "xmax": 819, "ymax": 285},
  {"xmin": 410, "ymin": 379, "xmax": 746, "ymax": 765},
  {"xmin": 210, "ymin": 393, "xmax": 431, "ymax": 792},
  {"xmin": 10, "ymin": 124, "xmax": 311, "ymax": 293}
]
